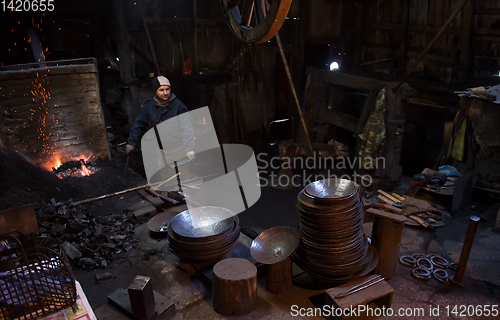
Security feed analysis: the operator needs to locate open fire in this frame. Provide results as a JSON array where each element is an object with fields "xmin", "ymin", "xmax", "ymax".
[{"xmin": 43, "ymin": 153, "xmax": 99, "ymax": 179}]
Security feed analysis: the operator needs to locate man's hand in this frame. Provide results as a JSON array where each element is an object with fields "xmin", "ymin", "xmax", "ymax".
[
  {"xmin": 186, "ymin": 151, "xmax": 195, "ymax": 160},
  {"xmin": 126, "ymin": 144, "xmax": 135, "ymax": 155}
]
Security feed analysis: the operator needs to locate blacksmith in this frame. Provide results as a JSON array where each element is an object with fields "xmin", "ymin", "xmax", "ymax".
[{"xmin": 125, "ymin": 76, "xmax": 195, "ymax": 162}]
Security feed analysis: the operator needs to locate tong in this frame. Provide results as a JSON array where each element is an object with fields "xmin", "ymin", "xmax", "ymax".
[{"xmin": 334, "ymin": 275, "xmax": 384, "ymax": 299}]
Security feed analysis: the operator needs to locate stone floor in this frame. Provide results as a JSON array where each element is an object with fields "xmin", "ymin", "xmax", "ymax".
[{"xmin": 74, "ymin": 174, "xmax": 500, "ymax": 320}]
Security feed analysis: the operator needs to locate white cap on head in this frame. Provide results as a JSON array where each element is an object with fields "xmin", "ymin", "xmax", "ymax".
[{"xmin": 152, "ymin": 76, "xmax": 171, "ymax": 92}]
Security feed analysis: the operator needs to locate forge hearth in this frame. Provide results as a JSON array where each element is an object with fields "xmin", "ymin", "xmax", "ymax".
[
  {"xmin": 52, "ymin": 159, "xmax": 99, "ymax": 179},
  {"xmin": 0, "ymin": 58, "xmax": 111, "ymax": 170}
]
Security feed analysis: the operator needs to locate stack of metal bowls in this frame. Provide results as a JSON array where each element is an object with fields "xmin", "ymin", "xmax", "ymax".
[
  {"xmin": 167, "ymin": 206, "xmax": 240, "ymax": 262},
  {"xmin": 293, "ymin": 178, "xmax": 378, "ymax": 281}
]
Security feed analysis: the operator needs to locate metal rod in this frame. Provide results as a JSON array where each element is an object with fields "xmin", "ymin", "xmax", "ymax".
[
  {"xmin": 138, "ymin": 0, "xmax": 161, "ymax": 75},
  {"xmin": 274, "ymin": 32, "xmax": 314, "ymax": 156},
  {"xmin": 335, "ymin": 275, "xmax": 384, "ymax": 299},
  {"xmin": 70, "ymin": 173, "xmax": 180, "ymax": 207},
  {"xmin": 451, "ymin": 215, "xmax": 480, "ymax": 286},
  {"xmin": 393, "ymin": 0, "xmax": 469, "ymax": 93}
]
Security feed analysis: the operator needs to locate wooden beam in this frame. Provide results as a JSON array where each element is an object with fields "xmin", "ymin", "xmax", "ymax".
[
  {"xmin": 315, "ymin": 108, "xmax": 358, "ymax": 133},
  {"xmin": 406, "ymin": 50, "xmax": 454, "ymax": 63},
  {"xmin": 475, "ymin": 28, "xmax": 500, "ymax": 36},
  {"xmin": 372, "ymin": 21, "xmax": 461, "ymax": 34},
  {"xmin": 113, "ymin": 0, "xmax": 140, "ymax": 125},
  {"xmin": 459, "ymin": 0, "xmax": 475, "ymax": 82},
  {"xmin": 138, "ymin": 0, "xmax": 160, "ymax": 75},
  {"xmin": 475, "ymin": 9, "xmax": 500, "ymax": 15},
  {"xmin": 473, "ymin": 34, "xmax": 500, "ymax": 42},
  {"xmin": 399, "ymin": 0, "xmax": 410, "ymax": 76},
  {"xmin": 353, "ymin": 0, "xmax": 365, "ymax": 68},
  {"xmin": 240, "ymin": 0, "xmax": 254, "ymax": 27},
  {"xmin": 113, "ymin": 0, "xmax": 134, "ymax": 83},
  {"xmin": 193, "ymin": 0, "xmax": 198, "ymax": 73},
  {"xmin": 309, "ymin": 68, "xmax": 395, "ymax": 92}
]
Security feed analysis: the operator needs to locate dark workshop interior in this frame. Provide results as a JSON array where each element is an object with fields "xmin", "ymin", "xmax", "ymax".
[{"xmin": 0, "ymin": 0, "xmax": 500, "ymax": 319}]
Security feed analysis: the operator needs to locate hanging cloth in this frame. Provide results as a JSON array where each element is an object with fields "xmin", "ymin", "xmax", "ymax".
[{"xmin": 358, "ymin": 87, "xmax": 387, "ymax": 169}]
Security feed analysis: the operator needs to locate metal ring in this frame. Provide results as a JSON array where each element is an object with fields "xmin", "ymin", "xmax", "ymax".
[
  {"xmin": 448, "ymin": 262, "xmax": 458, "ymax": 271},
  {"xmin": 393, "ymin": 202, "xmax": 405, "ymax": 208},
  {"xmin": 417, "ymin": 258, "xmax": 433, "ymax": 271},
  {"xmin": 411, "ymin": 268, "xmax": 431, "ymax": 280},
  {"xmin": 432, "ymin": 269, "xmax": 449, "ymax": 283},
  {"xmin": 399, "ymin": 256, "xmax": 416, "ymax": 268},
  {"xmin": 430, "ymin": 255, "xmax": 448, "ymax": 269}
]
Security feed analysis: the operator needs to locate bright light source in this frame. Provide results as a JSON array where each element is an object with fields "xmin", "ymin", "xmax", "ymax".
[
  {"xmin": 270, "ymin": 119, "xmax": 289, "ymax": 124},
  {"xmin": 330, "ymin": 62, "xmax": 339, "ymax": 71},
  {"xmin": 116, "ymin": 57, "xmax": 120, "ymax": 61}
]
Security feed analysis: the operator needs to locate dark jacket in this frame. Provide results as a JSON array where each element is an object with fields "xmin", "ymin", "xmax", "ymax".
[{"xmin": 128, "ymin": 93, "xmax": 195, "ymax": 154}]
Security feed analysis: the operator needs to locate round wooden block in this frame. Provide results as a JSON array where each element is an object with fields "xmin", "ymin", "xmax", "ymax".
[
  {"xmin": 212, "ymin": 258, "xmax": 257, "ymax": 316},
  {"xmin": 266, "ymin": 257, "xmax": 292, "ymax": 294}
]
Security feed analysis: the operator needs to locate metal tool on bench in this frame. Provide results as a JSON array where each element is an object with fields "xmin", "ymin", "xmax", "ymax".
[
  {"xmin": 374, "ymin": 202, "xmax": 404, "ymax": 209},
  {"xmin": 377, "ymin": 190, "xmax": 405, "ymax": 208},
  {"xmin": 334, "ymin": 275, "xmax": 385, "ymax": 299}
]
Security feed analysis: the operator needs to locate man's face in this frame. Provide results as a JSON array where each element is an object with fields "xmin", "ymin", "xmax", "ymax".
[{"xmin": 156, "ymin": 85, "xmax": 171, "ymax": 103}]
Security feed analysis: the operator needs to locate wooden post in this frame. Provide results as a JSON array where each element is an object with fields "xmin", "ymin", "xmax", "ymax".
[
  {"xmin": 212, "ymin": 258, "xmax": 257, "ymax": 316},
  {"xmin": 399, "ymin": 0, "xmax": 410, "ymax": 76},
  {"xmin": 265, "ymin": 258, "xmax": 292, "ymax": 294},
  {"xmin": 275, "ymin": 33, "xmax": 313, "ymax": 155},
  {"xmin": 369, "ymin": 208, "xmax": 407, "ymax": 280},
  {"xmin": 113, "ymin": 0, "xmax": 140, "ymax": 125},
  {"xmin": 458, "ymin": 0, "xmax": 475, "ymax": 82},
  {"xmin": 138, "ymin": 0, "xmax": 160, "ymax": 75},
  {"xmin": 193, "ymin": 0, "xmax": 198, "ymax": 73},
  {"xmin": 353, "ymin": 1, "xmax": 365, "ymax": 68}
]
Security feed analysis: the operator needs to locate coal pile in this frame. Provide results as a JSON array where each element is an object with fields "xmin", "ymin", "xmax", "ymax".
[
  {"xmin": 36, "ymin": 198, "xmax": 138, "ymax": 270},
  {"xmin": 1, "ymin": 146, "xmax": 146, "ymax": 270}
]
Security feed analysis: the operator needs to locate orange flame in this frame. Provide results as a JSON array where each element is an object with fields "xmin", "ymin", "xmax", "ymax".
[
  {"xmin": 41, "ymin": 153, "xmax": 62, "ymax": 171},
  {"xmin": 79, "ymin": 160, "xmax": 93, "ymax": 176},
  {"xmin": 72, "ymin": 153, "xmax": 93, "ymax": 163}
]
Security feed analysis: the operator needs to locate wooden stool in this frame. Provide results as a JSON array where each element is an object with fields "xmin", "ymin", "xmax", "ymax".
[
  {"xmin": 325, "ymin": 275, "xmax": 394, "ymax": 320},
  {"xmin": 212, "ymin": 258, "xmax": 257, "ymax": 316},
  {"xmin": 266, "ymin": 257, "xmax": 292, "ymax": 294}
]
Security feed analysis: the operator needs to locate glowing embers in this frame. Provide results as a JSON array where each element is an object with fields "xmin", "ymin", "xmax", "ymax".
[{"xmin": 50, "ymin": 155, "xmax": 99, "ymax": 179}]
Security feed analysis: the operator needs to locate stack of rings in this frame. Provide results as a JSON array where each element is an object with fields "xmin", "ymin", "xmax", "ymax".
[{"xmin": 399, "ymin": 253, "xmax": 450, "ymax": 283}]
